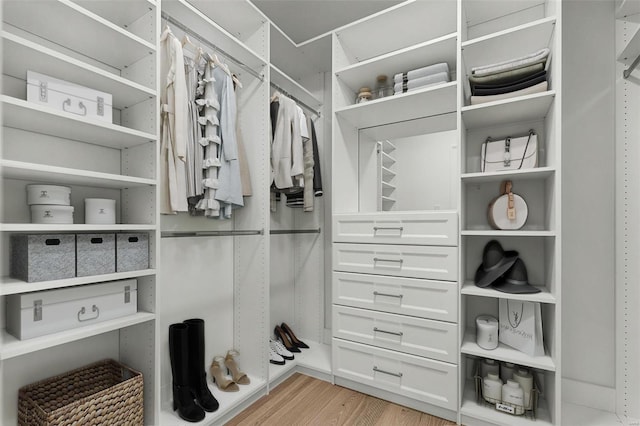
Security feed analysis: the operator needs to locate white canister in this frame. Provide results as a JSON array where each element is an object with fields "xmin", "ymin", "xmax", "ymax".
[
  {"xmin": 85, "ymin": 198, "xmax": 116, "ymax": 224},
  {"xmin": 30, "ymin": 205, "xmax": 74, "ymax": 224},
  {"xmin": 502, "ymin": 380, "xmax": 525, "ymax": 415},
  {"xmin": 501, "ymin": 362, "xmax": 517, "ymax": 383},
  {"xmin": 476, "ymin": 315, "xmax": 499, "ymax": 350},
  {"xmin": 480, "ymin": 358, "xmax": 500, "ymax": 378},
  {"xmin": 513, "ymin": 368, "xmax": 534, "ymax": 410},
  {"xmin": 27, "ymin": 185, "xmax": 71, "ymax": 206},
  {"xmin": 482, "ymin": 373, "xmax": 502, "ymax": 405}
]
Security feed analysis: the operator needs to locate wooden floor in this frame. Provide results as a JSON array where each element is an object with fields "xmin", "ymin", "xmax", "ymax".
[{"xmin": 226, "ymin": 373, "xmax": 456, "ymax": 426}]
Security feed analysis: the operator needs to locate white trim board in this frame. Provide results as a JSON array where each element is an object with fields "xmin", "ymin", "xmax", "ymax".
[{"xmin": 562, "ymin": 378, "xmax": 616, "ymax": 413}]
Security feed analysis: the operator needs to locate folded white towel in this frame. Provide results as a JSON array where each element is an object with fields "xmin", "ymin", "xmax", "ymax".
[
  {"xmin": 471, "ymin": 48, "xmax": 550, "ymax": 77},
  {"xmin": 469, "ymin": 81, "xmax": 548, "ymax": 105},
  {"xmin": 393, "ymin": 72, "xmax": 449, "ymax": 93},
  {"xmin": 394, "ymin": 62, "xmax": 449, "ymax": 83}
]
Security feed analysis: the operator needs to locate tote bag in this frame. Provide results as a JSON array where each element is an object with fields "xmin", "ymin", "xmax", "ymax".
[{"xmin": 498, "ymin": 299, "xmax": 544, "ymax": 357}]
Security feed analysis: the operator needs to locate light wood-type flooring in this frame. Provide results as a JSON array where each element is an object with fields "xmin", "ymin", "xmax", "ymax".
[{"xmin": 226, "ymin": 373, "xmax": 456, "ymax": 426}]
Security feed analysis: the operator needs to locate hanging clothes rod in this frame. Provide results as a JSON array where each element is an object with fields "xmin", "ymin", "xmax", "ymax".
[
  {"xmin": 161, "ymin": 229, "xmax": 264, "ymax": 238},
  {"xmin": 623, "ymin": 54, "xmax": 640, "ymax": 79},
  {"xmin": 270, "ymin": 228, "xmax": 321, "ymax": 235},
  {"xmin": 161, "ymin": 12, "xmax": 265, "ymax": 82},
  {"xmin": 270, "ymin": 82, "xmax": 322, "ymax": 117}
]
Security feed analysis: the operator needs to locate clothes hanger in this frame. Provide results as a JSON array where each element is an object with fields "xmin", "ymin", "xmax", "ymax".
[
  {"xmin": 232, "ymin": 73, "xmax": 243, "ymax": 89},
  {"xmin": 181, "ymin": 34, "xmax": 197, "ymax": 50},
  {"xmin": 206, "ymin": 51, "xmax": 231, "ymax": 77},
  {"xmin": 270, "ymin": 90, "xmax": 281, "ymax": 102}
]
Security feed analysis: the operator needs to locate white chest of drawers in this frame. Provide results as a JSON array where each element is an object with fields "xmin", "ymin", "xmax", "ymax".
[{"xmin": 332, "ymin": 211, "xmax": 459, "ymax": 412}]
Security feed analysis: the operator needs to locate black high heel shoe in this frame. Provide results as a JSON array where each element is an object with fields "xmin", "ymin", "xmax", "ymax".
[
  {"xmin": 274, "ymin": 325, "xmax": 301, "ymax": 353},
  {"xmin": 281, "ymin": 322, "xmax": 309, "ymax": 349}
]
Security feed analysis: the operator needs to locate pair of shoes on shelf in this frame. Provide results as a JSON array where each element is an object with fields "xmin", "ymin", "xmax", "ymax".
[
  {"xmin": 274, "ymin": 322, "xmax": 310, "ymax": 354},
  {"xmin": 209, "ymin": 350, "xmax": 250, "ymax": 392},
  {"xmin": 269, "ymin": 338, "xmax": 294, "ymax": 365}
]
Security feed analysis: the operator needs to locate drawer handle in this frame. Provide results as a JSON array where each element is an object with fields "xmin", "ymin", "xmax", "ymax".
[
  {"xmin": 78, "ymin": 304, "xmax": 100, "ymax": 322},
  {"xmin": 373, "ymin": 366, "xmax": 403, "ymax": 378},
  {"xmin": 373, "ymin": 291, "xmax": 403, "ymax": 299},
  {"xmin": 373, "ymin": 226, "xmax": 403, "ymax": 232},
  {"xmin": 373, "ymin": 257, "xmax": 403, "ymax": 264},
  {"xmin": 373, "ymin": 327, "xmax": 403, "ymax": 337}
]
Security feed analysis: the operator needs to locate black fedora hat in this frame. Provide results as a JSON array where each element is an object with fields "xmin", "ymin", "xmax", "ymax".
[
  {"xmin": 474, "ymin": 240, "xmax": 519, "ymax": 288},
  {"xmin": 492, "ymin": 258, "xmax": 541, "ymax": 294}
]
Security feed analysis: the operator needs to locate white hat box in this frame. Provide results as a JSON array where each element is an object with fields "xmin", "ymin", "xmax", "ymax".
[
  {"xmin": 6, "ymin": 279, "xmax": 138, "ymax": 340},
  {"xmin": 85, "ymin": 198, "xmax": 116, "ymax": 224},
  {"xmin": 27, "ymin": 70, "xmax": 113, "ymax": 122},
  {"xmin": 26, "ymin": 184, "xmax": 71, "ymax": 206},
  {"xmin": 30, "ymin": 205, "xmax": 74, "ymax": 224}
]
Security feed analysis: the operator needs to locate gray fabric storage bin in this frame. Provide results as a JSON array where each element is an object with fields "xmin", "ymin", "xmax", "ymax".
[
  {"xmin": 10, "ymin": 234, "xmax": 75, "ymax": 282},
  {"xmin": 116, "ymin": 233, "xmax": 149, "ymax": 272},
  {"xmin": 76, "ymin": 234, "xmax": 116, "ymax": 277}
]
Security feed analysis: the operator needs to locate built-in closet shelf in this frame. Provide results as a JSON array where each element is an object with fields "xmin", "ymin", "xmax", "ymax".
[
  {"xmin": 269, "ymin": 340, "xmax": 333, "ymax": 383},
  {"xmin": 73, "ymin": 0, "xmax": 156, "ymax": 29},
  {"xmin": 182, "ymin": 0, "xmax": 266, "ymax": 44},
  {"xmin": 159, "ymin": 380, "xmax": 267, "ymax": 426},
  {"xmin": 381, "ymin": 167, "xmax": 396, "ymax": 178},
  {"xmin": 335, "ymin": 82, "xmax": 457, "ymax": 129},
  {"xmin": 618, "ymin": 27, "xmax": 640, "ymax": 65},
  {"xmin": 3, "ymin": 0, "xmax": 155, "ymax": 70},
  {"xmin": 380, "ymin": 152, "xmax": 396, "ymax": 167},
  {"xmin": 161, "ymin": 0, "xmax": 267, "ymax": 74},
  {"xmin": 461, "ymin": 167, "xmax": 555, "ymax": 184},
  {"xmin": 461, "ymin": 91, "xmax": 555, "ymax": 130},
  {"xmin": 381, "ymin": 196, "xmax": 396, "ymax": 204},
  {"xmin": 1, "ymin": 224, "xmax": 156, "ymax": 232},
  {"xmin": 380, "ymin": 140, "xmax": 396, "ymax": 153},
  {"xmin": 1, "ymin": 32, "xmax": 156, "ymax": 108},
  {"xmin": 333, "ymin": 0, "xmax": 457, "ymax": 68},
  {"xmin": 462, "ymin": 1, "xmax": 546, "ymax": 32},
  {"xmin": 0, "ymin": 312, "xmax": 155, "ymax": 360},
  {"xmin": 461, "ymin": 16, "xmax": 556, "ymax": 73},
  {"xmin": 616, "ymin": 0, "xmax": 640, "ymax": 21},
  {"xmin": 381, "ymin": 182, "xmax": 396, "ymax": 190},
  {"xmin": 461, "ymin": 281, "xmax": 556, "ymax": 304},
  {"xmin": 1, "ymin": 97, "xmax": 156, "ymax": 149},
  {"xmin": 461, "ymin": 330, "xmax": 555, "ymax": 372},
  {"xmin": 0, "ymin": 160, "xmax": 156, "ymax": 189},
  {"xmin": 460, "ymin": 380, "xmax": 552, "ymax": 426},
  {"xmin": 0, "ymin": 269, "xmax": 156, "ymax": 296},
  {"xmin": 462, "ymin": 230, "xmax": 555, "ymax": 237},
  {"xmin": 335, "ymin": 33, "xmax": 457, "ymax": 93},
  {"xmin": 270, "ymin": 64, "xmax": 322, "ymax": 112}
]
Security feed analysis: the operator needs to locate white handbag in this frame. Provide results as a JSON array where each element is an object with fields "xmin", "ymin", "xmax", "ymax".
[
  {"xmin": 481, "ymin": 130, "xmax": 538, "ymax": 172},
  {"xmin": 487, "ymin": 180, "xmax": 528, "ymax": 230}
]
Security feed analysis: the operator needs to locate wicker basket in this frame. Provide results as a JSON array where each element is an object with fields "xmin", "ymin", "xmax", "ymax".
[{"xmin": 18, "ymin": 359, "xmax": 143, "ymax": 426}]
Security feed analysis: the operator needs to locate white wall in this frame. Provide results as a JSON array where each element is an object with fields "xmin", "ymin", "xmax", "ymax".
[{"xmin": 562, "ymin": 0, "xmax": 616, "ymax": 397}]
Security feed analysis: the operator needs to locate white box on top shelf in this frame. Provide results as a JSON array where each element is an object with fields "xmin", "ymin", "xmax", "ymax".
[
  {"xmin": 6, "ymin": 279, "xmax": 138, "ymax": 340},
  {"xmin": 27, "ymin": 71, "xmax": 113, "ymax": 123}
]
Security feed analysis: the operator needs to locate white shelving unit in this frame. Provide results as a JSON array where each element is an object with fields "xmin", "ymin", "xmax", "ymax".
[
  {"xmin": 377, "ymin": 140, "xmax": 397, "ymax": 212},
  {"xmin": 459, "ymin": 1, "xmax": 562, "ymax": 425},
  {"xmin": 1, "ymin": 0, "xmax": 159, "ymax": 424}
]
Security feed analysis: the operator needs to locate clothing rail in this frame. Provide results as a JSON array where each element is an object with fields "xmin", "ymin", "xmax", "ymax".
[
  {"xmin": 270, "ymin": 82, "xmax": 322, "ymax": 118},
  {"xmin": 270, "ymin": 228, "xmax": 321, "ymax": 235},
  {"xmin": 161, "ymin": 12, "xmax": 265, "ymax": 82},
  {"xmin": 623, "ymin": 53, "xmax": 640, "ymax": 79},
  {"xmin": 161, "ymin": 229, "xmax": 264, "ymax": 238}
]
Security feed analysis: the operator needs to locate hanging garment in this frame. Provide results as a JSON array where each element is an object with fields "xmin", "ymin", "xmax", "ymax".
[
  {"xmin": 233, "ymin": 80, "xmax": 252, "ymax": 197},
  {"xmin": 271, "ymin": 95, "xmax": 304, "ymax": 190},
  {"xmin": 184, "ymin": 51, "xmax": 206, "ymax": 200},
  {"xmin": 195, "ymin": 60, "xmax": 222, "ymax": 217},
  {"xmin": 308, "ymin": 117, "xmax": 323, "ymax": 197},
  {"xmin": 212, "ymin": 65, "xmax": 244, "ymax": 218},
  {"xmin": 159, "ymin": 26, "xmax": 189, "ymax": 214}
]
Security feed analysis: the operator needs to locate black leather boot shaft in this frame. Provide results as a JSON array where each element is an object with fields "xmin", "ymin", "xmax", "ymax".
[
  {"xmin": 169, "ymin": 323, "xmax": 205, "ymax": 422},
  {"xmin": 184, "ymin": 319, "xmax": 219, "ymax": 412}
]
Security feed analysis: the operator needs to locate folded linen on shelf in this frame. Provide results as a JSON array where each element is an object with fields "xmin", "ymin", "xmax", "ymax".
[
  {"xmin": 471, "ymin": 48, "xmax": 550, "ymax": 77},
  {"xmin": 472, "ymin": 70, "xmax": 547, "ymax": 95},
  {"xmin": 469, "ymin": 63, "xmax": 544, "ymax": 87},
  {"xmin": 393, "ymin": 71, "xmax": 450, "ymax": 93},
  {"xmin": 470, "ymin": 81, "xmax": 548, "ymax": 105},
  {"xmin": 393, "ymin": 62, "xmax": 449, "ymax": 83}
]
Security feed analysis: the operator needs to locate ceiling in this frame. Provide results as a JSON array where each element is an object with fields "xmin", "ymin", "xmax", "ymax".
[{"xmin": 251, "ymin": 0, "xmax": 403, "ymax": 45}]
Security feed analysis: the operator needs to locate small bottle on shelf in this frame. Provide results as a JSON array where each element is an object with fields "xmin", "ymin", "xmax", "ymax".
[
  {"xmin": 482, "ymin": 372, "xmax": 502, "ymax": 405},
  {"xmin": 500, "ymin": 362, "xmax": 516, "ymax": 383},
  {"xmin": 502, "ymin": 380, "xmax": 525, "ymax": 415},
  {"xmin": 513, "ymin": 368, "xmax": 534, "ymax": 410},
  {"xmin": 480, "ymin": 358, "xmax": 499, "ymax": 377},
  {"xmin": 374, "ymin": 75, "xmax": 391, "ymax": 99}
]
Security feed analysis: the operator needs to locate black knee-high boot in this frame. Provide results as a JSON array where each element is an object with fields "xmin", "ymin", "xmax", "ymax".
[
  {"xmin": 184, "ymin": 319, "xmax": 219, "ymax": 412},
  {"xmin": 169, "ymin": 323, "xmax": 205, "ymax": 422}
]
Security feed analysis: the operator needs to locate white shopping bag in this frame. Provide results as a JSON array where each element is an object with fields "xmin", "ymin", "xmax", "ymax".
[{"xmin": 498, "ymin": 299, "xmax": 544, "ymax": 357}]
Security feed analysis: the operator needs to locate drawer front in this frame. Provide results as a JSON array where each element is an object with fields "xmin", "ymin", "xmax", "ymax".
[
  {"xmin": 333, "ymin": 272, "xmax": 457, "ymax": 322},
  {"xmin": 333, "ymin": 243, "xmax": 458, "ymax": 281},
  {"xmin": 333, "ymin": 212, "xmax": 457, "ymax": 246},
  {"xmin": 332, "ymin": 338, "xmax": 457, "ymax": 410},
  {"xmin": 333, "ymin": 305, "xmax": 458, "ymax": 363}
]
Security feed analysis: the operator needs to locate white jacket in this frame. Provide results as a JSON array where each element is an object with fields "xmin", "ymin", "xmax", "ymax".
[{"xmin": 271, "ymin": 96, "xmax": 304, "ymax": 190}]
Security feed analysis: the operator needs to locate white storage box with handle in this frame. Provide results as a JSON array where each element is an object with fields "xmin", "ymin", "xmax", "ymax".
[
  {"xmin": 27, "ymin": 70, "xmax": 113, "ymax": 122},
  {"xmin": 6, "ymin": 279, "xmax": 138, "ymax": 340},
  {"xmin": 85, "ymin": 198, "xmax": 116, "ymax": 224},
  {"xmin": 30, "ymin": 205, "xmax": 74, "ymax": 224},
  {"xmin": 26, "ymin": 184, "xmax": 71, "ymax": 205}
]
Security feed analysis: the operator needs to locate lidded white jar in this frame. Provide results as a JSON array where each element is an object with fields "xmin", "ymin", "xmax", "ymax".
[{"xmin": 85, "ymin": 198, "xmax": 116, "ymax": 224}]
